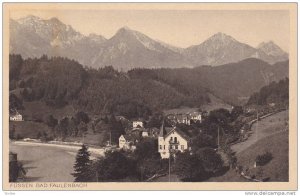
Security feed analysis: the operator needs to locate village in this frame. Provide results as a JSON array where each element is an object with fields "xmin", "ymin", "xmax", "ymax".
[
  {"xmin": 118, "ymin": 111, "xmax": 202, "ymax": 157},
  {"xmin": 10, "ymin": 109, "xmax": 203, "ymax": 159},
  {"xmin": 9, "ymin": 96, "xmax": 289, "ymax": 183}
]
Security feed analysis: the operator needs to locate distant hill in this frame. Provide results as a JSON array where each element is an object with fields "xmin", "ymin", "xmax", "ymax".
[
  {"xmin": 9, "ymin": 54, "xmax": 288, "ymax": 119},
  {"xmin": 129, "ymin": 58, "xmax": 288, "ymax": 105},
  {"xmin": 10, "ymin": 16, "xmax": 289, "ymax": 70},
  {"xmin": 194, "ymin": 58, "xmax": 289, "ymax": 104},
  {"xmin": 9, "ymin": 54, "xmax": 209, "ymax": 119},
  {"xmin": 247, "ymin": 78, "xmax": 289, "ymax": 106}
]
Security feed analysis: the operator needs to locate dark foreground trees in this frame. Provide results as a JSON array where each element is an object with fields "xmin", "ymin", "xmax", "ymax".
[
  {"xmin": 72, "ymin": 144, "xmax": 93, "ymax": 182},
  {"xmin": 95, "ymin": 151, "xmax": 137, "ymax": 182},
  {"xmin": 174, "ymin": 149, "xmax": 223, "ymax": 182}
]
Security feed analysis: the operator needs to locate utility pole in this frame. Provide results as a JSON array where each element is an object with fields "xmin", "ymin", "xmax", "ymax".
[
  {"xmin": 169, "ymin": 154, "xmax": 171, "ymax": 182},
  {"xmin": 61, "ymin": 131, "xmax": 62, "ymax": 143},
  {"xmin": 110, "ymin": 131, "xmax": 112, "ymax": 146},
  {"xmin": 168, "ymin": 139, "xmax": 172, "ymax": 182},
  {"xmin": 256, "ymin": 110, "xmax": 259, "ymax": 142},
  {"xmin": 82, "ymin": 132, "xmax": 85, "ymax": 144},
  {"xmin": 96, "ymin": 170, "xmax": 98, "ymax": 182},
  {"xmin": 217, "ymin": 126, "xmax": 220, "ymax": 150}
]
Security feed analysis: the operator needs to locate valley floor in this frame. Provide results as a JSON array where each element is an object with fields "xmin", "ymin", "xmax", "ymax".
[
  {"xmin": 9, "ymin": 141, "xmax": 104, "ymax": 182},
  {"xmin": 9, "ymin": 110, "xmax": 288, "ymax": 182}
]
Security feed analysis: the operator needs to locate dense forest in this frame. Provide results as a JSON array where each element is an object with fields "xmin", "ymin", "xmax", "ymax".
[
  {"xmin": 9, "ymin": 54, "xmax": 288, "ymax": 119},
  {"xmin": 9, "ymin": 54, "xmax": 210, "ymax": 119},
  {"xmin": 247, "ymin": 78, "xmax": 289, "ymax": 106}
]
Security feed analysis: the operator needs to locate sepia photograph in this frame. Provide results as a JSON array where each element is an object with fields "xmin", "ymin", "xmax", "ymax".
[{"xmin": 2, "ymin": 2, "xmax": 297, "ymax": 191}]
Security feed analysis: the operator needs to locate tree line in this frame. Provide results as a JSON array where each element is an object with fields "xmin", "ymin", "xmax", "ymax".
[
  {"xmin": 247, "ymin": 78, "xmax": 289, "ymax": 106},
  {"xmin": 9, "ymin": 54, "xmax": 210, "ymax": 119}
]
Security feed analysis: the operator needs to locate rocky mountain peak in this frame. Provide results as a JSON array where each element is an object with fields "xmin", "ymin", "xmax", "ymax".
[
  {"xmin": 257, "ymin": 41, "xmax": 287, "ymax": 56},
  {"xmin": 208, "ymin": 32, "xmax": 237, "ymax": 43},
  {"xmin": 17, "ymin": 15, "xmax": 42, "ymax": 24}
]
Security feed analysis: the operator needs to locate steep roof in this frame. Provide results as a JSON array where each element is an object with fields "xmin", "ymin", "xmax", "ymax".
[
  {"xmin": 164, "ymin": 127, "xmax": 190, "ymax": 141},
  {"xmin": 159, "ymin": 120, "xmax": 167, "ymax": 137},
  {"xmin": 122, "ymin": 134, "xmax": 140, "ymax": 142}
]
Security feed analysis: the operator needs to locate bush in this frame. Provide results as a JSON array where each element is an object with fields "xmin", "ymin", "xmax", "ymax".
[
  {"xmin": 95, "ymin": 151, "xmax": 137, "ymax": 181},
  {"xmin": 255, "ymin": 151, "xmax": 273, "ymax": 166},
  {"xmin": 174, "ymin": 151, "xmax": 206, "ymax": 181}
]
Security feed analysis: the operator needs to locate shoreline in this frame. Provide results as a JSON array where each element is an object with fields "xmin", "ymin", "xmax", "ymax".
[{"xmin": 10, "ymin": 140, "xmax": 105, "ymax": 158}]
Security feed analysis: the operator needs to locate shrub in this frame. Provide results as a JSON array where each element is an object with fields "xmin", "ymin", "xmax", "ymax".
[{"xmin": 255, "ymin": 151, "xmax": 273, "ymax": 166}]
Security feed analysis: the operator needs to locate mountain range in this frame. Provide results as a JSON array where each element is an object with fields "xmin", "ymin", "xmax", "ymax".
[{"xmin": 10, "ymin": 15, "xmax": 289, "ymax": 70}]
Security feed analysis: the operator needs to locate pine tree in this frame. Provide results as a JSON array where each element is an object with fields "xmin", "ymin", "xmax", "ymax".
[{"xmin": 72, "ymin": 144, "xmax": 92, "ymax": 182}]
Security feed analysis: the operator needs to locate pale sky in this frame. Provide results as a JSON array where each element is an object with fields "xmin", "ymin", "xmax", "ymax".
[{"xmin": 10, "ymin": 10, "xmax": 290, "ymax": 51}]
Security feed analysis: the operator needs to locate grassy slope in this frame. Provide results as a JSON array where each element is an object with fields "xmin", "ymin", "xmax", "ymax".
[
  {"xmin": 232, "ymin": 110, "xmax": 288, "ymax": 154},
  {"xmin": 21, "ymin": 101, "xmax": 76, "ymax": 120},
  {"xmin": 10, "ymin": 121, "xmax": 52, "ymax": 139},
  {"xmin": 208, "ymin": 131, "xmax": 288, "ymax": 182},
  {"xmin": 200, "ymin": 93, "xmax": 233, "ymax": 112},
  {"xmin": 164, "ymin": 93, "xmax": 232, "ymax": 115},
  {"xmin": 10, "ymin": 101, "xmax": 76, "ymax": 139},
  {"xmin": 236, "ymin": 131, "xmax": 289, "ymax": 181}
]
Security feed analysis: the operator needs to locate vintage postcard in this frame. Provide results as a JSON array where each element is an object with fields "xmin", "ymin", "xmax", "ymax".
[{"xmin": 2, "ymin": 3, "xmax": 298, "ymax": 191}]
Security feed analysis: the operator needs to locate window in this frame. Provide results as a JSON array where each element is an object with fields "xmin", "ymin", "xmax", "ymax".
[
  {"xmin": 164, "ymin": 145, "xmax": 165, "ymax": 150},
  {"xmin": 175, "ymin": 145, "xmax": 178, "ymax": 150},
  {"xmin": 181, "ymin": 145, "xmax": 184, "ymax": 150},
  {"xmin": 170, "ymin": 137, "xmax": 173, "ymax": 141},
  {"xmin": 174, "ymin": 137, "xmax": 177, "ymax": 142},
  {"xmin": 159, "ymin": 145, "xmax": 162, "ymax": 149}
]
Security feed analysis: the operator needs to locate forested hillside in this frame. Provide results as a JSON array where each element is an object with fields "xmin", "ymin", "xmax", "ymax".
[
  {"xmin": 247, "ymin": 78, "xmax": 289, "ymax": 106},
  {"xmin": 9, "ymin": 55, "xmax": 288, "ymax": 119},
  {"xmin": 129, "ymin": 58, "xmax": 288, "ymax": 104},
  {"xmin": 9, "ymin": 54, "xmax": 209, "ymax": 118}
]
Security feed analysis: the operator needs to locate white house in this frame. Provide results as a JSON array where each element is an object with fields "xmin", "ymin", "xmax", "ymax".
[
  {"xmin": 119, "ymin": 134, "xmax": 138, "ymax": 151},
  {"xmin": 9, "ymin": 112, "xmax": 23, "ymax": 121},
  {"xmin": 141, "ymin": 130, "xmax": 149, "ymax": 137},
  {"xmin": 158, "ymin": 123, "xmax": 190, "ymax": 159},
  {"xmin": 132, "ymin": 120, "xmax": 144, "ymax": 129},
  {"xmin": 119, "ymin": 135, "xmax": 128, "ymax": 149},
  {"xmin": 189, "ymin": 112, "xmax": 202, "ymax": 122},
  {"xmin": 176, "ymin": 115, "xmax": 191, "ymax": 125}
]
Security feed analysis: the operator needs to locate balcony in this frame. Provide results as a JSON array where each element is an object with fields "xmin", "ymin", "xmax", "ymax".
[{"xmin": 169, "ymin": 140, "xmax": 179, "ymax": 144}]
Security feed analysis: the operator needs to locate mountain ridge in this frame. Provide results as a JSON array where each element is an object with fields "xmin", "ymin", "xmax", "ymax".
[{"xmin": 10, "ymin": 15, "xmax": 289, "ymax": 70}]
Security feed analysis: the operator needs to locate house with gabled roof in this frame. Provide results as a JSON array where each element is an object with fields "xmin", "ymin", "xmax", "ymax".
[
  {"xmin": 119, "ymin": 134, "xmax": 140, "ymax": 151},
  {"xmin": 9, "ymin": 110, "xmax": 23, "ymax": 121},
  {"xmin": 176, "ymin": 114, "xmax": 191, "ymax": 125},
  {"xmin": 158, "ymin": 121, "xmax": 190, "ymax": 159},
  {"xmin": 131, "ymin": 118, "xmax": 144, "ymax": 129}
]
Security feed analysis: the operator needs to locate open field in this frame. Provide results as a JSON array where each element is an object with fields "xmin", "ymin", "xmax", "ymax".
[
  {"xmin": 231, "ymin": 110, "xmax": 288, "ymax": 154},
  {"xmin": 208, "ymin": 110, "xmax": 288, "ymax": 182},
  {"xmin": 164, "ymin": 93, "xmax": 232, "ymax": 115},
  {"xmin": 10, "ymin": 121, "xmax": 52, "ymax": 139},
  {"xmin": 21, "ymin": 101, "xmax": 76, "ymax": 120},
  {"xmin": 236, "ymin": 131, "xmax": 288, "ymax": 181},
  {"xmin": 200, "ymin": 93, "xmax": 233, "ymax": 112}
]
